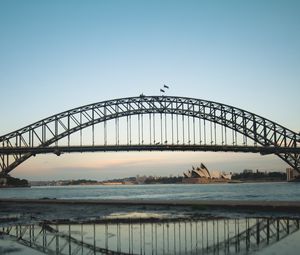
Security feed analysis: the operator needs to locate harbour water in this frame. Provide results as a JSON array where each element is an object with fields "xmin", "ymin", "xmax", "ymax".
[{"xmin": 0, "ymin": 182, "xmax": 300, "ymax": 201}]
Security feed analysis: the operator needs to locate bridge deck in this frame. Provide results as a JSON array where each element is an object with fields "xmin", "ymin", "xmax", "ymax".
[{"xmin": 1, "ymin": 144, "xmax": 299, "ymax": 155}]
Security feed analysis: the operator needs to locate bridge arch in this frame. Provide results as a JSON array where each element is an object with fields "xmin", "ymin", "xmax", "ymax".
[{"xmin": 1, "ymin": 95, "xmax": 299, "ymax": 175}]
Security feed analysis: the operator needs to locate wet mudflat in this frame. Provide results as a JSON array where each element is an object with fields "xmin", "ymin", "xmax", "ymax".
[
  {"xmin": 1, "ymin": 199, "xmax": 300, "ymax": 226},
  {"xmin": 1, "ymin": 215, "xmax": 300, "ymax": 255},
  {"xmin": 1, "ymin": 201, "xmax": 300, "ymax": 254}
]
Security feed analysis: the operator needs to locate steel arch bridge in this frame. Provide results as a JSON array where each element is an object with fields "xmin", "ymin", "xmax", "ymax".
[{"xmin": 1, "ymin": 95, "xmax": 299, "ymax": 175}]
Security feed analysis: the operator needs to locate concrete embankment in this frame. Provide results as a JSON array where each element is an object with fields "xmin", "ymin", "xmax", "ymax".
[{"xmin": 1, "ymin": 198, "xmax": 300, "ymax": 212}]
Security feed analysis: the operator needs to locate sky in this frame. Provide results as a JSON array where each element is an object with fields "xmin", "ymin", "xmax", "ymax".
[{"xmin": 0, "ymin": 0, "xmax": 299, "ymax": 180}]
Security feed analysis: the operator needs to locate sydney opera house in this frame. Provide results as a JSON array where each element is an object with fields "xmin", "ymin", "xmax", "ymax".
[{"xmin": 182, "ymin": 163, "xmax": 232, "ymax": 184}]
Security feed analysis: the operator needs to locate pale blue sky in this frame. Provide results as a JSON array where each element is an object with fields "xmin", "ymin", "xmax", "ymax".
[{"xmin": 0, "ymin": 0, "xmax": 299, "ymax": 180}]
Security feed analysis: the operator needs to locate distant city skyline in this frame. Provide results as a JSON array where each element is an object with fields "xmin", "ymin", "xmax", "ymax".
[{"xmin": 1, "ymin": 0, "xmax": 299, "ymax": 180}]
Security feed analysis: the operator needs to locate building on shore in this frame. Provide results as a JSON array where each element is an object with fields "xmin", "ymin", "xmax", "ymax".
[
  {"xmin": 286, "ymin": 168, "xmax": 300, "ymax": 182},
  {"xmin": 182, "ymin": 163, "xmax": 231, "ymax": 184}
]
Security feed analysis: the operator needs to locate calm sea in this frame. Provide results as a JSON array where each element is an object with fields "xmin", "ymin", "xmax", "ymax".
[{"xmin": 0, "ymin": 182, "xmax": 300, "ymax": 201}]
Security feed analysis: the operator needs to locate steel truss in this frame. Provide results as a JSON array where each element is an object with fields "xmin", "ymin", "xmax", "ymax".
[{"xmin": 0, "ymin": 95, "xmax": 299, "ymax": 175}]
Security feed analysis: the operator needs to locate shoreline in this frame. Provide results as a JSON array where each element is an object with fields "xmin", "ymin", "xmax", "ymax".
[
  {"xmin": 3, "ymin": 180, "xmax": 288, "ymax": 188},
  {"xmin": 1, "ymin": 198, "xmax": 300, "ymax": 212},
  {"xmin": 1, "ymin": 198, "xmax": 300, "ymax": 227},
  {"xmin": 1, "ymin": 178, "xmax": 291, "ymax": 188}
]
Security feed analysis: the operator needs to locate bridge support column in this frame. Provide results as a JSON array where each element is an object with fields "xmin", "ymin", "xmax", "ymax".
[{"xmin": 0, "ymin": 172, "xmax": 9, "ymax": 186}]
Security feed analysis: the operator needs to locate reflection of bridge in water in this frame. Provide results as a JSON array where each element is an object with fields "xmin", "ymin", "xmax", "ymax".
[
  {"xmin": 1, "ymin": 96, "xmax": 299, "ymax": 175},
  {"xmin": 1, "ymin": 217, "xmax": 299, "ymax": 254}
]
